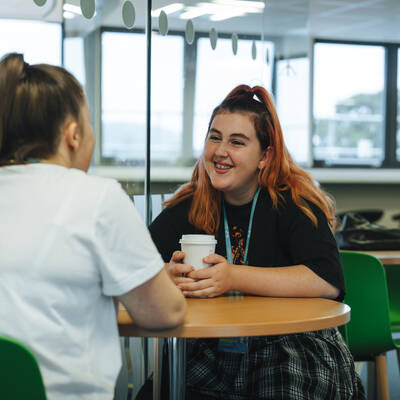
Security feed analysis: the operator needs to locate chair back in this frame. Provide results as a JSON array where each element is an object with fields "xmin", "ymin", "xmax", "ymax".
[
  {"xmin": 0, "ymin": 336, "xmax": 46, "ymax": 400},
  {"xmin": 384, "ymin": 264, "xmax": 400, "ymax": 332},
  {"xmin": 340, "ymin": 251, "xmax": 394, "ymax": 360}
]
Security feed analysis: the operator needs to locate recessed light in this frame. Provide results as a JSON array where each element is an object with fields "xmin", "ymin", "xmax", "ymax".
[
  {"xmin": 63, "ymin": 3, "xmax": 82, "ymax": 15},
  {"xmin": 152, "ymin": 3, "xmax": 184, "ymax": 17},
  {"xmin": 63, "ymin": 11, "xmax": 76, "ymax": 19}
]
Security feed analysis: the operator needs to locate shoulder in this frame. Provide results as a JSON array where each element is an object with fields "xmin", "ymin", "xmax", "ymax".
[
  {"xmin": 163, "ymin": 196, "xmax": 193, "ymax": 217},
  {"xmin": 150, "ymin": 195, "xmax": 194, "ymax": 235},
  {"xmin": 58, "ymin": 169, "xmax": 127, "ymax": 219},
  {"xmin": 66, "ymin": 168, "xmax": 122, "ymax": 200},
  {"xmin": 277, "ymin": 188, "xmax": 323, "ymax": 215},
  {"xmin": 70, "ymin": 168, "xmax": 117, "ymax": 189},
  {"xmin": 261, "ymin": 187, "xmax": 327, "ymax": 226}
]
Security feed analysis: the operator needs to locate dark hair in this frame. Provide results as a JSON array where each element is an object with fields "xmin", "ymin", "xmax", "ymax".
[
  {"xmin": 0, "ymin": 53, "xmax": 85, "ymax": 165},
  {"xmin": 165, "ymin": 84, "xmax": 336, "ymax": 232}
]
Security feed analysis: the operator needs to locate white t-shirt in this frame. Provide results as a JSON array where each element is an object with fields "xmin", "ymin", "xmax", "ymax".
[{"xmin": 0, "ymin": 163, "xmax": 164, "ymax": 399}]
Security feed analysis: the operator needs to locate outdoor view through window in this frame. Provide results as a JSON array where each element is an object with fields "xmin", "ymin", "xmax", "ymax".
[{"xmin": 313, "ymin": 42, "xmax": 385, "ymax": 166}]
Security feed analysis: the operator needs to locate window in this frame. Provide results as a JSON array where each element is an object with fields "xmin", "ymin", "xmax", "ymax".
[
  {"xmin": 313, "ymin": 42, "xmax": 385, "ymax": 167},
  {"xmin": 0, "ymin": 19, "xmax": 61, "ymax": 64},
  {"xmin": 193, "ymin": 37, "xmax": 274, "ymax": 156},
  {"xmin": 101, "ymin": 31, "xmax": 183, "ymax": 164},
  {"xmin": 276, "ymin": 57, "xmax": 309, "ymax": 165},
  {"xmin": 63, "ymin": 37, "xmax": 85, "ymax": 87}
]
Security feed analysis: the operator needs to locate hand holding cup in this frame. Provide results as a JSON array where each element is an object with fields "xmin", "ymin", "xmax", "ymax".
[
  {"xmin": 167, "ymin": 250, "xmax": 196, "ymax": 286},
  {"xmin": 182, "ymin": 254, "xmax": 235, "ymax": 298},
  {"xmin": 179, "ymin": 234, "xmax": 217, "ymax": 270}
]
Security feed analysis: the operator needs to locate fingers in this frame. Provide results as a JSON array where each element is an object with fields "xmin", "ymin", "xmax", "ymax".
[
  {"xmin": 169, "ymin": 262, "xmax": 195, "ymax": 277},
  {"xmin": 188, "ymin": 265, "xmax": 215, "ymax": 280},
  {"xmin": 183, "ymin": 288, "xmax": 218, "ymax": 298},
  {"xmin": 171, "ymin": 250, "xmax": 185, "ymax": 263},
  {"xmin": 168, "ymin": 250, "xmax": 194, "ymax": 276},
  {"xmin": 178, "ymin": 279, "xmax": 218, "ymax": 298},
  {"xmin": 203, "ymin": 253, "xmax": 225, "ymax": 265},
  {"xmin": 173, "ymin": 276, "xmax": 196, "ymax": 285}
]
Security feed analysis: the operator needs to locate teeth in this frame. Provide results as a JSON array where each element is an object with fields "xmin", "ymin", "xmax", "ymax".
[{"xmin": 215, "ymin": 163, "xmax": 232, "ymax": 170}]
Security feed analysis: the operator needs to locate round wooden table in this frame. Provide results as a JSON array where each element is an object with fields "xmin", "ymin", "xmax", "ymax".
[{"xmin": 118, "ymin": 295, "xmax": 350, "ymax": 400}]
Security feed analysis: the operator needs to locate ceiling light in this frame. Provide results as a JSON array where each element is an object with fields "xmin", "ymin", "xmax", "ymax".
[
  {"xmin": 63, "ymin": 11, "xmax": 76, "ymax": 19},
  {"xmin": 213, "ymin": 0, "xmax": 265, "ymax": 9},
  {"xmin": 178, "ymin": 0, "xmax": 263, "ymax": 21},
  {"xmin": 210, "ymin": 10, "xmax": 246, "ymax": 21},
  {"xmin": 152, "ymin": 3, "xmax": 184, "ymax": 17},
  {"xmin": 63, "ymin": 3, "xmax": 82, "ymax": 15},
  {"xmin": 179, "ymin": 6, "xmax": 215, "ymax": 20}
]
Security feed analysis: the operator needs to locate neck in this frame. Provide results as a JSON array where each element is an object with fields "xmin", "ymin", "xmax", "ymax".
[
  {"xmin": 224, "ymin": 183, "xmax": 259, "ymax": 206},
  {"xmin": 41, "ymin": 145, "xmax": 73, "ymax": 169},
  {"xmin": 40, "ymin": 155, "xmax": 70, "ymax": 168}
]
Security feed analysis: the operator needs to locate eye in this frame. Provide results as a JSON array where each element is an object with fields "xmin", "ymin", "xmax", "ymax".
[
  {"xmin": 231, "ymin": 139, "xmax": 245, "ymax": 146},
  {"xmin": 208, "ymin": 134, "xmax": 221, "ymax": 142}
]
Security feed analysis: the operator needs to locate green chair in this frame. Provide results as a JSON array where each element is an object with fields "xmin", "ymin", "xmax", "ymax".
[
  {"xmin": 384, "ymin": 264, "xmax": 400, "ymax": 370},
  {"xmin": 339, "ymin": 251, "xmax": 400, "ymax": 400},
  {"xmin": 0, "ymin": 336, "xmax": 46, "ymax": 400}
]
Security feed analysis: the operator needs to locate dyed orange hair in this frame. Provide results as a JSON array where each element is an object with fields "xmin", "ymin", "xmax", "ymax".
[{"xmin": 165, "ymin": 84, "xmax": 335, "ymax": 234}]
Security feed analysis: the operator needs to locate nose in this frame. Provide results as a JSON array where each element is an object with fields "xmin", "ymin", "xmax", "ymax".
[{"xmin": 215, "ymin": 141, "xmax": 228, "ymax": 157}]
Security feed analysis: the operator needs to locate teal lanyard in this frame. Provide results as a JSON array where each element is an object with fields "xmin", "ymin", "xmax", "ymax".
[{"xmin": 223, "ymin": 187, "xmax": 260, "ymax": 265}]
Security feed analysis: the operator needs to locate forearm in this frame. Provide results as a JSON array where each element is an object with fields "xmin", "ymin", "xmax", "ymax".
[{"xmin": 231, "ymin": 264, "xmax": 339, "ymax": 299}]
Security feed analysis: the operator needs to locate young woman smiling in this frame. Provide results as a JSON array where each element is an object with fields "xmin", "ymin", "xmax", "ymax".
[{"xmin": 149, "ymin": 84, "xmax": 365, "ymax": 399}]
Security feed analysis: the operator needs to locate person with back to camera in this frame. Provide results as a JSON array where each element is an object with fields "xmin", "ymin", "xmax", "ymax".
[
  {"xmin": 0, "ymin": 52, "xmax": 186, "ymax": 399},
  {"xmin": 149, "ymin": 84, "xmax": 365, "ymax": 399}
]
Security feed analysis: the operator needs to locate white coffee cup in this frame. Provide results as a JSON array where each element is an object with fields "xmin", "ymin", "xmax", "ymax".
[{"xmin": 179, "ymin": 234, "xmax": 217, "ymax": 270}]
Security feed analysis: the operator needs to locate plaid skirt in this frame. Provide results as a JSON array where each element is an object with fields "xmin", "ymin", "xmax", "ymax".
[{"xmin": 185, "ymin": 328, "xmax": 365, "ymax": 400}]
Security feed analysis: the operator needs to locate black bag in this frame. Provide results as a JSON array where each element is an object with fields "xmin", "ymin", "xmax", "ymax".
[{"xmin": 335, "ymin": 212, "xmax": 400, "ymax": 250}]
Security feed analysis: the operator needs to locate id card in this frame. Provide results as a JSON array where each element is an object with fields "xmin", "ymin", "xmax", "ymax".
[{"xmin": 218, "ymin": 337, "xmax": 248, "ymax": 353}]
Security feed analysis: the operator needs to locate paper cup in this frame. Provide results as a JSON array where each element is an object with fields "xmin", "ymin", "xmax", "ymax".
[{"xmin": 179, "ymin": 234, "xmax": 217, "ymax": 270}]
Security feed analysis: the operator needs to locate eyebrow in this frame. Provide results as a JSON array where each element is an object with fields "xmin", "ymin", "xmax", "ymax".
[{"xmin": 209, "ymin": 128, "xmax": 250, "ymax": 141}]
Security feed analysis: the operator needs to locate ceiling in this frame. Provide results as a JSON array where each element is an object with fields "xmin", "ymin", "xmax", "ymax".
[{"xmin": 1, "ymin": 0, "xmax": 400, "ymax": 42}]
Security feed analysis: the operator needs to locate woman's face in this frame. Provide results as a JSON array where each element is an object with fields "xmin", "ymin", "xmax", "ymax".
[{"xmin": 203, "ymin": 111, "xmax": 268, "ymax": 205}]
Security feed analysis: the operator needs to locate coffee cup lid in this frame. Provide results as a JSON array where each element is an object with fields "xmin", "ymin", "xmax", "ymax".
[{"xmin": 179, "ymin": 234, "xmax": 217, "ymax": 244}]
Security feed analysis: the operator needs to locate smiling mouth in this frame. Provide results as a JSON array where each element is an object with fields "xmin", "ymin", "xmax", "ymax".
[{"xmin": 214, "ymin": 162, "xmax": 233, "ymax": 170}]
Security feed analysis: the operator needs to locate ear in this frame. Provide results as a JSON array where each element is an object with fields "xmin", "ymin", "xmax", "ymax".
[
  {"xmin": 258, "ymin": 146, "xmax": 272, "ymax": 169},
  {"xmin": 63, "ymin": 120, "xmax": 81, "ymax": 152}
]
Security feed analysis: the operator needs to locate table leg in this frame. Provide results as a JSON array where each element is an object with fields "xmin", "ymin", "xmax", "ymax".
[
  {"xmin": 153, "ymin": 338, "xmax": 163, "ymax": 400},
  {"xmin": 167, "ymin": 337, "xmax": 186, "ymax": 400}
]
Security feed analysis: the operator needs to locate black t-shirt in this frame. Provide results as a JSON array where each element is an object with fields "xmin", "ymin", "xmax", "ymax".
[{"xmin": 149, "ymin": 188, "xmax": 345, "ymax": 301}]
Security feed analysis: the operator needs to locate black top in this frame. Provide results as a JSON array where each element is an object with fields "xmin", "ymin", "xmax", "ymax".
[{"xmin": 149, "ymin": 188, "xmax": 345, "ymax": 301}]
